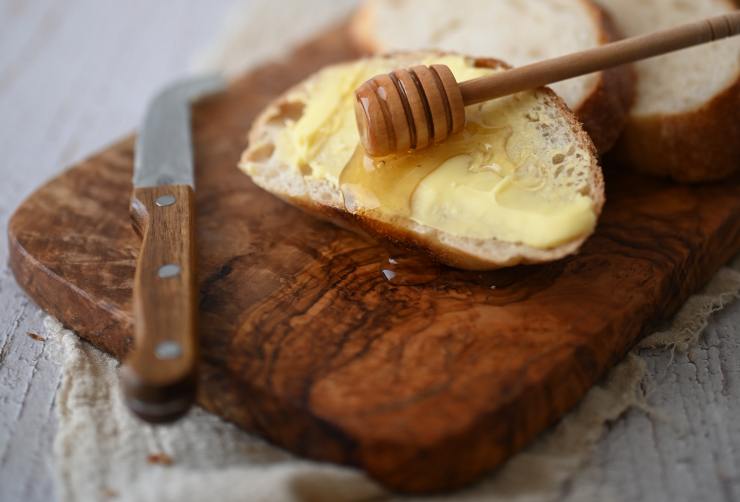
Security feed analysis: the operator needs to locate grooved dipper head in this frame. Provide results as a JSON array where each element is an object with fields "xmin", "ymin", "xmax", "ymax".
[{"xmin": 354, "ymin": 64, "xmax": 465, "ymax": 157}]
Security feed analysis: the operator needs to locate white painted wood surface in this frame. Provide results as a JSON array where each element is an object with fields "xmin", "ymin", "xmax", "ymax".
[
  {"xmin": 0, "ymin": 1, "xmax": 737, "ymax": 501},
  {"xmin": 0, "ymin": 1, "xmax": 237, "ymax": 500}
]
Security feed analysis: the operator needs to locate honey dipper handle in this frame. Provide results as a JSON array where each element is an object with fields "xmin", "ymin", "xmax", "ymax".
[{"xmin": 459, "ymin": 11, "xmax": 740, "ymax": 105}]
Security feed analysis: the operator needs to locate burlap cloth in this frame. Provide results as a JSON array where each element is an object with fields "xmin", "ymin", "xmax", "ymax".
[{"xmin": 47, "ymin": 2, "xmax": 740, "ymax": 500}]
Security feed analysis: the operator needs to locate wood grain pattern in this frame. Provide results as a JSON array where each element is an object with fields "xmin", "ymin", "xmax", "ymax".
[
  {"xmin": 7, "ymin": 24, "xmax": 740, "ymax": 493},
  {"xmin": 121, "ymin": 185, "xmax": 198, "ymax": 423}
]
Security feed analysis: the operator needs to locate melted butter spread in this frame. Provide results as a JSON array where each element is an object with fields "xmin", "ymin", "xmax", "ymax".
[{"xmin": 271, "ymin": 55, "xmax": 597, "ymax": 249}]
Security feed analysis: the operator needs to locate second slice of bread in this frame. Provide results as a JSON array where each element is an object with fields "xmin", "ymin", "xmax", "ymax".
[
  {"xmin": 240, "ymin": 53, "xmax": 604, "ymax": 270},
  {"xmin": 349, "ymin": 0, "xmax": 635, "ymax": 155},
  {"xmin": 594, "ymin": 0, "xmax": 740, "ymax": 182}
]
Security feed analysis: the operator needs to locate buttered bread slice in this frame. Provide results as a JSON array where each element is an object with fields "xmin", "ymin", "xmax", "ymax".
[{"xmin": 240, "ymin": 53, "xmax": 604, "ymax": 270}]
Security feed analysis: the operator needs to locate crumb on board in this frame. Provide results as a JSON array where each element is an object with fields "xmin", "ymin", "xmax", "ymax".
[
  {"xmin": 146, "ymin": 452, "xmax": 174, "ymax": 466},
  {"xmin": 101, "ymin": 487, "xmax": 118, "ymax": 498},
  {"xmin": 27, "ymin": 332, "xmax": 44, "ymax": 342}
]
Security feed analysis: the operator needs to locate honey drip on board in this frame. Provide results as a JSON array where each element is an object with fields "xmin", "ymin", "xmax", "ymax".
[
  {"xmin": 379, "ymin": 255, "xmax": 441, "ymax": 286},
  {"xmin": 338, "ymin": 122, "xmax": 517, "ymax": 216},
  {"xmin": 377, "ymin": 252, "xmax": 567, "ymax": 302}
]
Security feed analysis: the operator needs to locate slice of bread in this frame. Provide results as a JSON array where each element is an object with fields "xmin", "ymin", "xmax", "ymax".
[
  {"xmin": 240, "ymin": 52, "xmax": 604, "ymax": 270},
  {"xmin": 349, "ymin": 0, "xmax": 635, "ymax": 155},
  {"xmin": 594, "ymin": 0, "xmax": 740, "ymax": 182}
]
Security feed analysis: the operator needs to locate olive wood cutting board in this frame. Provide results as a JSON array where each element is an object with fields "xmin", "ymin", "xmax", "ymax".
[{"xmin": 8, "ymin": 24, "xmax": 740, "ymax": 493}]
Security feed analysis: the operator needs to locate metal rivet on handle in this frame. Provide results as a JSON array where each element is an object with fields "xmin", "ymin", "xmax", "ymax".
[
  {"xmin": 155, "ymin": 194, "xmax": 176, "ymax": 207},
  {"xmin": 158, "ymin": 264, "xmax": 181, "ymax": 278},
  {"xmin": 155, "ymin": 341, "xmax": 182, "ymax": 360}
]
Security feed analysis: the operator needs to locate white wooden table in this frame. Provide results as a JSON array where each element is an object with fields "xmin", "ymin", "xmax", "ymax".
[{"xmin": 0, "ymin": 1, "xmax": 738, "ymax": 501}]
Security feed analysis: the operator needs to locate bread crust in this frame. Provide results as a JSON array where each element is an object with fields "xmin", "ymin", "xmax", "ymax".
[
  {"xmin": 348, "ymin": 0, "xmax": 635, "ymax": 155},
  {"xmin": 616, "ymin": 79, "xmax": 739, "ymax": 182},
  {"xmin": 241, "ymin": 53, "xmax": 604, "ymax": 271}
]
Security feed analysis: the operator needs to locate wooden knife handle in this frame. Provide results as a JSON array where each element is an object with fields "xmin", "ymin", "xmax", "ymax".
[{"xmin": 121, "ymin": 185, "xmax": 198, "ymax": 423}]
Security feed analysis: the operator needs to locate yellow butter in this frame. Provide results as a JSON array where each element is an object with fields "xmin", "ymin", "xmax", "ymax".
[{"xmin": 272, "ymin": 55, "xmax": 597, "ymax": 249}]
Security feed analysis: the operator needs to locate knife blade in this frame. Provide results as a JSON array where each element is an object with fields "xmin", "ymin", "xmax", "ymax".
[{"xmin": 121, "ymin": 75, "xmax": 224, "ymax": 423}]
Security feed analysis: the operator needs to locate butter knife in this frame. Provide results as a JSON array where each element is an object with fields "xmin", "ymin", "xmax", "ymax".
[{"xmin": 120, "ymin": 76, "xmax": 224, "ymax": 423}]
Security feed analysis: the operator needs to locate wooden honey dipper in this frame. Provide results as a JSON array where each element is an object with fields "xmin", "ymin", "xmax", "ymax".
[{"xmin": 355, "ymin": 11, "xmax": 740, "ymax": 157}]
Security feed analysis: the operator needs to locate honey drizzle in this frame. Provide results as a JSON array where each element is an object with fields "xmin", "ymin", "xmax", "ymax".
[{"xmin": 338, "ymin": 121, "xmax": 519, "ymax": 217}]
